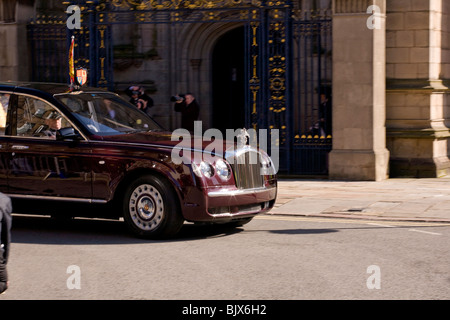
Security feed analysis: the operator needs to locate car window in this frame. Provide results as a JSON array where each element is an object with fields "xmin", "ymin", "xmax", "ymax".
[
  {"xmin": 14, "ymin": 95, "xmax": 73, "ymax": 139},
  {"xmin": 0, "ymin": 93, "xmax": 10, "ymax": 135},
  {"xmin": 55, "ymin": 92, "xmax": 162, "ymax": 136}
]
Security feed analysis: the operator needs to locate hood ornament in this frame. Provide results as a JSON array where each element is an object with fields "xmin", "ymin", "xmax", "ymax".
[{"xmin": 237, "ymin": 128, "xmax": 250, "ymax": 146}]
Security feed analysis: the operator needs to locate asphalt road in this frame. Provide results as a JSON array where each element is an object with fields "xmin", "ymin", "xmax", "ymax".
[{"xmin": 2, "ymin": 214, "xmax": 450, "ymax": 300}]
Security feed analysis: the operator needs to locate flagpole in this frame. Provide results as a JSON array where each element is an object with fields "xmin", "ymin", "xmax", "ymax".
[{"xmin": 69, "ymin": 35, "xmax": 75, "ymax": 89}]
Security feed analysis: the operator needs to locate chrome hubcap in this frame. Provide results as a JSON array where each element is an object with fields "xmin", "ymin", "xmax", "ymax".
[
  {"xmin": 129, "ymin": 184, "xmax": 164, "ymax": 231},
  {"xmin": 137, "ymin": 196, "xmax": 155, "ymax": 220}
]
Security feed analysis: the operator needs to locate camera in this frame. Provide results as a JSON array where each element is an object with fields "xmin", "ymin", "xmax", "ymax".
[
  {"xmin": 132, "ymin": 98, "xmax": 144, "ymax": 109},
  {"xmin": 170, "ymin": 94, "xmax": 185, "ymax": 102}
]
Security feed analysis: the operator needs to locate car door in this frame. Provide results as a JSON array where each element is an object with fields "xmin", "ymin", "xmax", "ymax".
[
  {"xmin": 7, "ymin": 93, "xmax": 93, "ymax": 200},
  {"xmin": 0, "ymin": 91, "xmax": 11, "ymax": 193}
]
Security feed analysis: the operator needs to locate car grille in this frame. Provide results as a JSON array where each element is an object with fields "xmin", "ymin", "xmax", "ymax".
[{"xmin": 228, "ymin": 149, "xmax": 264, "ymax": 189}]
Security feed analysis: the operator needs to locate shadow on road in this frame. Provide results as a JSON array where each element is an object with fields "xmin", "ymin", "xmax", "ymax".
[
  {"xmin": 10, "ymin": 214, "xmax": 244, "ymax": 245},
  {"xmin": 269, "ymin": 228, "xmax": 339, "ymax": 235}
]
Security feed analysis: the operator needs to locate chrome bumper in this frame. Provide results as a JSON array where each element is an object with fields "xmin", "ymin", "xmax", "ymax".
[{"xmin": 207, "ymin": 186, "xmax": 277, "ymax": 198}]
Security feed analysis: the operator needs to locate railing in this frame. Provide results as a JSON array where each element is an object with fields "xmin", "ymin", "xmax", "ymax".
[{"xmin": 27, "ymin": 15, "xmax": 68, "ymax": 83}]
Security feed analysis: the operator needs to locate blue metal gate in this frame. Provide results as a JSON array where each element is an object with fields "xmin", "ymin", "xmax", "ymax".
[{"xmin": 27, "ymin": 0, "xmax": 332, "ymax": 176}]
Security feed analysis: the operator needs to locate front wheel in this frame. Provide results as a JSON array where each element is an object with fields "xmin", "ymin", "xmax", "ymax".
[{"xmin": 122, "ymin": 175, "xmax": 184, "ymax": 239}]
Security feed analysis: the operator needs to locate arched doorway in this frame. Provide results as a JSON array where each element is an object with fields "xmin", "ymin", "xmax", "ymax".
[{"xmin": 212, "ymin": 27, "xmax": 245, "ymax": 133}]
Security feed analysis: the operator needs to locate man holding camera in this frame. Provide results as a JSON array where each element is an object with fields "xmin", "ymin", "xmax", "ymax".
[
  {"xmin": 126, "ymin": 85, "xmax": 154, "ymax": 117},
  {"xmin": 173, "ymin": 93, "xmax": 200, "ymax": 132}
]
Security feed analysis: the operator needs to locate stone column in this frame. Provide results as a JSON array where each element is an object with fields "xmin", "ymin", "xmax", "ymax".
[
  {"xmin": 329, "ymin": 0, "xmax": 390, "ymax": 181},
  {"xmin": 386, "ymin": 0, "xmax": 450, "ymax": 177},
  {"xmin": 0, "ymin": 0, "xmax": 33, "ymax": 81}
]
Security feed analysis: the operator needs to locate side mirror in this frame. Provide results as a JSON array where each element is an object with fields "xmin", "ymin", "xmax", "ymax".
[{"xmin": 56, "ymin": 127, "xmax": 82, "ymax": 141}]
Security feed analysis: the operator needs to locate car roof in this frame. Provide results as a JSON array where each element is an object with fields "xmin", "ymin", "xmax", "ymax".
[{"xmin": 0, "ymin": 81, "xmax": 110, "ymax": 97}]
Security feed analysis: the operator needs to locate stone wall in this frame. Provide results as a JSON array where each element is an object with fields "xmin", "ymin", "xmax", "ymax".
[
  {"xmin": 329, "ymin": 0, "xmax": 390, "ymax": 181},
  {"xmin": 386, "ymin": 0, "xmax": 450, "ymax": 177},
  {"xmin": 442, "ymin": 1, "xmax": 450, "ymax": 79},
  {"xmin": 0, "ymin": 1, "xmax": 33, "ymax": 81}
]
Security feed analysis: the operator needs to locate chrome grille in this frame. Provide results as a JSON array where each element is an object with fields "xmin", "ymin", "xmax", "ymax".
[{"xmin": 228, "ymin": 149, "xmax": 264, "ymax": 189}]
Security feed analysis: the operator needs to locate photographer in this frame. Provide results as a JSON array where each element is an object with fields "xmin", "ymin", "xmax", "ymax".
[
  {"xmin": 126, "ymin": 85, "xmax": 154, "ymax": 116},
  {"xmin": 173, "ymin": 93, "xmax": 200, "ymax": 132}
]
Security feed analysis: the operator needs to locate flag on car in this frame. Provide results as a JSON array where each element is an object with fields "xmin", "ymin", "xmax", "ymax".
[{"xmin": 69, "ymin": 36, "xmax": 75, "ymax": 85}]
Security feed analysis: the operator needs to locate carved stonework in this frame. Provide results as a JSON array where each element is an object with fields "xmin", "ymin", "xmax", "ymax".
[
  {"xmin": 333, "ymin": 0, "xmax": 371, "ymax": 14},
  {"xmin": 109, "ymin": 0, "xmax": 265, "ymax": 10}
]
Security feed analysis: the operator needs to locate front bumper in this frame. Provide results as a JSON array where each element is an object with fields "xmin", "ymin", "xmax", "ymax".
[{"xmin": 181, "ymin": 183, "xmax": 277, "ymax": 222}]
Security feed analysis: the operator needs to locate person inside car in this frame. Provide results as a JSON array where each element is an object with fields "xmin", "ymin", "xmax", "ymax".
[{"xmin": 43, "ymin": 116, "xmax": 62, "ymax": 138}]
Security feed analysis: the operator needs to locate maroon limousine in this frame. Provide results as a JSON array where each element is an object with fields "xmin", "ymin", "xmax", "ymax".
[{"xmin": 0, "ymin": 82, "xmax": 277, "ymax": 238}]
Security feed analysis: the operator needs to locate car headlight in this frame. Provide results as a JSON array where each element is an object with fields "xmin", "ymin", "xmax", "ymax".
[
  {"xmin": 260, "ymin": 154, "xmax": 275, "ymax": 175},
  {"xmin": 215, "ymin": 159, "xmax": 231, "ymax": 180},
  {"xmin": 194, "ymin": 161, "xmax": 214, "ymax": 178}
]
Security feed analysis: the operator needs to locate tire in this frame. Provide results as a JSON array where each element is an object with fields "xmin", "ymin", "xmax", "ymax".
[{"xmin": 122, "ymin": 175, "xmax": 184, "ymax": 239}]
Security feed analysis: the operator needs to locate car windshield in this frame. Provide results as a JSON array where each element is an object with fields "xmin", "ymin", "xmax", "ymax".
[{"xmin": 54, "ymin": 92, "xmax": 162, "ymax": 136}]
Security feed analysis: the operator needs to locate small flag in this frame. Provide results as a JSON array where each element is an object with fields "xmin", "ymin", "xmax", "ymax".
[
  {"xmin": 76, "ymin": 68, "xmax": 88, "ymax": 86},
  {"xmin": 69, "ymin": 36, "xmax": 75, "ymax": 85}
]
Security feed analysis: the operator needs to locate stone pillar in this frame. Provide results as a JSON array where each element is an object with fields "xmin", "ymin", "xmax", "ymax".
[
  {"xmin": 0, "ymin": 0, "xmax": 34, "ymax": 81},
  {"xmin": 386, "ymin": 0, "xmax": 450, "ymax": 177},
  {"xmin": 329, "ymin": 0, "xmax": 390, "ymax": 181}
]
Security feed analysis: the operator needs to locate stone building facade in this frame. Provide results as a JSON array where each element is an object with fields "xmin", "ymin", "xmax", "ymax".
[
  {"xmin": 0, "ymin": 0, "xmax": 449, "ymax": 180},
  {"xmin": 385, "ymin": 0, "xmax": 450, "ymax": 178}
]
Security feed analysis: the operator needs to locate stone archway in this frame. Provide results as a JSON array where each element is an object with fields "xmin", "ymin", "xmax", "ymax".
[
  {"xmin": 212, "ymin": 26, "xmax": 246, "ymax": 133},
  {"xmin": 175, "ymin": 22, "xmax": 245, "ymax": 130}
]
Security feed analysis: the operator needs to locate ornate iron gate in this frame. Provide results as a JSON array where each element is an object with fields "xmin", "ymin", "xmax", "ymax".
[
  {"xmin": 28, "ymin": 15, "xmax": 68, "ymax": 83},
  {"xmin": 291, "ymin": 10, "xmax": 332, "ymax": 175},
  {"xmin": 27, "ymin": 0, "xmax": 332, "ymax": 176}
]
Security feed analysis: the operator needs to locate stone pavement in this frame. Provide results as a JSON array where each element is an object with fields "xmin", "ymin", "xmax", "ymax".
[{"xmin": 269, "ymin": 178, "xmax": 450, "ymax": 223}]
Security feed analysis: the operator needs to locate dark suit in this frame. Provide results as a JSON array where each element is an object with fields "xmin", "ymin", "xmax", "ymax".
[
  {"xmin": 0, "ymin": 193, "xmax": 12, "ymax": 294},
  {"xmin": 174, "ymin": 99, "xmax": 200, "ymax": 132}
]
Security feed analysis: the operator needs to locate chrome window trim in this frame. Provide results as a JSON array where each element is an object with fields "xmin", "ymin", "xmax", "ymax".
[{"xmin": 7, "ymin": 194, "xmax": 107, "ymax": 204}]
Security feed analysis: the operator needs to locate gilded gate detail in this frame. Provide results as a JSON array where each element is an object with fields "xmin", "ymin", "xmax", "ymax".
[{"xmin": 28, "ymin": 0, "xmax": 332, "ymax": 175}]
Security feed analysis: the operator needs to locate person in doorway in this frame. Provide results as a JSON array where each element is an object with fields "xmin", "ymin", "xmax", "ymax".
[
  {"xmin": 318, "ymin": 89, "xmax": 332, "ymax": 137},
  {"xmin": 173, "ymin": 93, "xmax": 200, "ymax": 132},
  {"xmin": 0, "ymin": 193, "xmax": 12, "ymax": 294}
]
